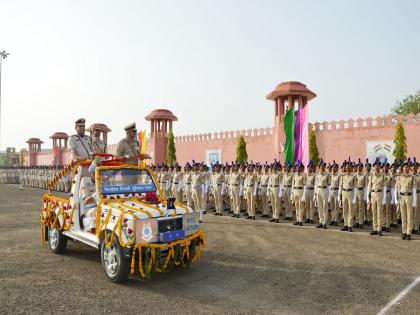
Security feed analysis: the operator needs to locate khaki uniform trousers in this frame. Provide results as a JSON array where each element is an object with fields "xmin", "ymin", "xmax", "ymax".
[
  {"xmin": 192, "ymin": 188, "xmax": 202, "ymax": 211},
  {"xmin": 384, "ymin": 192, "xmax": 392, "ymax": 228},
  {"xmin": 342, "ymin": 191, "xmax": 354, "ymax": 227},
  {"xmin": 214, "ymin": 187, "xmax": 223, "ymax": 213},
  {"xmin": 399, "ymin": 195, "xmax": 414, "ymax": 235},
  {"xmin": 305, "ymin": 190, "xmax": 315, "ymax": 220},
  {"xmin": 293, "ymin": 189, "xmax": 304, "ymax": 223},
  {"xmin": 186, "ymin": 186, "xmax": 193, "ymax": 208},
  {"xmin": 316, "ymin": 188, "xmax": 329, "ymax": 225},
  {"xmin": 246, "ymin": 189, "xmax": 256, "ymax": 216},
  {"xmin": 231, "ymin": 186, "xmax": 241, "ymax": 215},
  {"xmin": 283, "ymin": 187, "xmax": 292, "ymax": 218},
  {"xmin": 330, "ymin": 190, "xmax": 340, "ymax": 222},
  {"xmin": 354, "ymin": 190, "xmax": 365, "ymax": 225},
  {"xmin": 202, "ymin": 190, "xmax": 208, "ymax": 212},
  {"xmin": 371, "ymin": 192, "xmax": 384, "ymax": 232},
  {"xmin": 260, "ymin": 188, "xmax": 269, "ymax": 215},
  {"xmin": 270, "ymin": 187, "xmax": 281, "ymax": 219}
]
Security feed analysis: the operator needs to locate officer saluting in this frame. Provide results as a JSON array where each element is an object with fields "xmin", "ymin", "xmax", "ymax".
[
  {"xmin": 68, "ymin": 118, "xmax": 93, "ymax": 160},
  {"xmin": 116, "ymin": 123, "xmax": 140, "ymax": 166},
  {"xmin": 91, "ymin": 124, "xmax": 107, "ymax": 154}
]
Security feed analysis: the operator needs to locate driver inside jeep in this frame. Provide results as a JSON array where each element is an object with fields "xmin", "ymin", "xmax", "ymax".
[{"xmin": 80, "ymin": 161, "xmax": 100, "ymax": 233}]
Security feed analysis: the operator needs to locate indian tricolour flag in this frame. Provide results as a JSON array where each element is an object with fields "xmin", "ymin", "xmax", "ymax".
[
  {"xmin": 383, "ymin": 144, "xmax": 392, "ymax": 152},
  {"xmin": 374, "ymin": 144, "xmax": 382, "ymax": 153}
]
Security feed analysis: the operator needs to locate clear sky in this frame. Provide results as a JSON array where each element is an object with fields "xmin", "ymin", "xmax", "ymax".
[{"xmin": 1, "ymin": 0, "xmax": 419, "ymax": 150}]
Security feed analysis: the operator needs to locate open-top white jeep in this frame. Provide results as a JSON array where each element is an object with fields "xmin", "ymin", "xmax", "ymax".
[{"xmin": 40, "ymin": 159, "xmax": 205, "ymax": 283}]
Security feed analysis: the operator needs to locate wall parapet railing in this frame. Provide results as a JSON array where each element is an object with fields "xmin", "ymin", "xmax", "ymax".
[
  {"xmin": 174, "ymin": 127, "xmax": 274, "ymax": 143},
  {"xmin": 310, "ymin": 114, "xmax": 419, "ymax": 132}
]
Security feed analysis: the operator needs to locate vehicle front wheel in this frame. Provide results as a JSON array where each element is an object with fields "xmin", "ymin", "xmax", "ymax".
[
  {"xmin": 100, "ymin": 234, "xmax": 130, "ymax": 283},
  {"xmin": 49, "ymin": 227, "xmax": 67, "ymax": 254}
]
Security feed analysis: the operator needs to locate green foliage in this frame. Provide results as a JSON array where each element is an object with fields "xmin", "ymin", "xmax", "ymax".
[
  {"xmin": 392, "ymin": 90, "xmax": 420, "ymax": 115},
  {"xmin": 166, "ymin": 130, "xmax": 177, "ymax": 165},
  {"xmin": 393, "ymin": 121, "xmax": 407, "ymax": 161},
  {"xmin": 0, "ymin": 148, "xmax": 15, "ymax": 166},
  {"xmin": 309, "ymin": 128, "xmax": 320, "ymax": 165},
  {"xmin": 236, "ymin": 135, "xmax": 248, "ymax": 165}
]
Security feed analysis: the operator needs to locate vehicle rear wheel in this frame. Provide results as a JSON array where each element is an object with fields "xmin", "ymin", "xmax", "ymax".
[
  {"xmin": 100, "ymin": 234, "xmax": 130, "ymax": 283},
  {"xmin": 49, "ymin": 227, "xmax": 67, "ymax": 254}
]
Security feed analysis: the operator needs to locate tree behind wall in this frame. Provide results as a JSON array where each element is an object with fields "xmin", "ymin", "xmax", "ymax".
[
  {"xmin": 166, "ymin": 130, "xmax": 177, "ymax": 165},
  {"xmin": 236, "ymin": 135, "xmax": 248, "ymax": 165},
  {"xmin": 309, "ymin": 128, "xmax": 320, "ymax": 165},
  {"xmin": 393, "ymin": 121, "xmax": 407, "ymax": 161},
  {"xmin": 391, "ymin": 90, "xmax": 420, "ymax": 115}
]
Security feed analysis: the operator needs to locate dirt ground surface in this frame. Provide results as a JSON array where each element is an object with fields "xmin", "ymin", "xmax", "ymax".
[{"xmin": 1, "ymin": 184, "xmax": 420, "ymax": 315}]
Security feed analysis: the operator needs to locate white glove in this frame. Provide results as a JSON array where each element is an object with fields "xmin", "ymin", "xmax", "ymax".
[
  {"xmin": 279, "ymin": 185, "xmax": 283, "ymax": 198},
  {"xmin": 413, "ymin": 188, "xmax": 417, "ymax": 208},
  {"xmin": 391, "ymin": 188, "xmax": 395, "ymax": 205},
  {"xmin": 382, "ymin": 186, "xmax": 387, "ymax": 206},
  {"xmin": 221, "ymin": 183, "xmax": 225, "ymax": 196},
  {"xmin": 301, "ymin": 187, "xmax": 307, "ymax": 202},
  {"xmin": 394, "ymin": 189, "xmax": 399, "ymax": 205},
  {"xmin": 352, "ymin": 188, "xmax": 357, "ymax": 204}
]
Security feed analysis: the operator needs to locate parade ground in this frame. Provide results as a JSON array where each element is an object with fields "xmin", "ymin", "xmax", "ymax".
[{"xmin": 1, "ymin": 184, "xmax": 420, "ymax": 315}]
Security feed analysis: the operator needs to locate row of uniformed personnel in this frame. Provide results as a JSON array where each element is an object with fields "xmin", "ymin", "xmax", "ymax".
[{"xmin": 153, "ymin": 158, "xmax": 419, "ymax": 240}]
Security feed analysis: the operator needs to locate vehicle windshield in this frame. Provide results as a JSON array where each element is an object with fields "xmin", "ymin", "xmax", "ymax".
[{"xmin": 99, "ymin": 168, "xmax": 157, "ymax": 195}]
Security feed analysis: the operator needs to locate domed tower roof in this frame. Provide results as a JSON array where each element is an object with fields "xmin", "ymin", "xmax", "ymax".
[
  {"xmin": 145, "ymin": 109, "xmax": 178, "ymax": 121},
  {"xmin": 86, "ymin": 123, "xmax": 111, "ymax": 133},
  {"xmin": 26, "ymin": 138, "xmax": 44, "ymax": 144},
  {"xmin": 49, "ymin": 132, "xmax": 69, "ymax": 140},
  {"xmin": 266, "ymin": 81, "xmax": 316, "ymax": 101}
]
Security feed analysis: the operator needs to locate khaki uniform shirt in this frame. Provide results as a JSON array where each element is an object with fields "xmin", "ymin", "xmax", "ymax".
[
  {"xmin": 340, "ymin": 173, "xmax": 356, "ymax": 190},
  {"xmin": 368, "ymin": 173, "xmax": 385, "ymax": 191},
  {"xmin": 316, "ymin": 172, "xmax": 330, "ymax": 188},
  {"xmin": 116, "ymin": 137, "xmax": 140, "ymax": 166},
  {"xmin": 92, "ymin": 137, "xmax": 106, "ymax": 154},
  {"xmin": 397, "ymin": 174, "xmax": 416, "ymax": 194}
]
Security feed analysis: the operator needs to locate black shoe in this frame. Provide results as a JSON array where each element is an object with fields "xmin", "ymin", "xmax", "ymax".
[
  {"xmin": 269, "ymin": 218, "xmax": 276, "ymax": 222},
  {"xmin": 298, "ymin": 222, "xmax": 303, "ymax": 226},
  {"xmin": 407, "ymin": 235, "xmax": 412, "ymax": 240},
  {"xmin": 252, "ymin": 216, "xmax": 256, "ymax": 220},
  {"xmin": 398, "ymin": 219, "xmax": 402, "ymax": 224},
  {"xmin": 402, "ymin": 233, "xmax": 407, "ymax": 240},
  {"xmin": 412, "ymin": 230, "xmax": 418, "ymax": 235},
  {"xmin": 370, "ymin": 231, "xmax": 378, "ymax": 235},
  {"xmin": 354, "ymin": 223, "xmax": 359, "ymax": 228},
  {"xmin": 363, "ymin": 220, "xmax": 368, "ymax": 225},
  {"xmin": 348, "ymin": 227, "xmax": 353, "ymax": 232},
  {"xmin": 334, "ymin": 222, "xmax": 338, "ymax": 226},
  {"xmin": 214, "ymin": 212, "xmax": 219, "ymax": 216},
  {"xmin": 378, "ymin": 231, "xmax": 383, "ymax": 237},
  {"xmin": 329, "ymin": 221, "xmax": 334, "ymax": 226},
  {"xmin": 359, "ymin": 225, "xmax": 364, "ymax": 229},
  {"xmin": 231, "ymin": 213, "xmax": 236, "ymax": 217},
  {"xmin": 203, "ymin": 211, "xmax": 207, "ymax": 215},
  {"xmin": 316, "ymin": 224, "xmax": 323, "ymax": 228},
  {"xmin": 323, "ymin": 225, "xmax": 327, "ymax": 229},
  {"xmin": 305, "ymin": 218, "xmax": 310, "ymax": 223},
  {"xmin": 247, "ymin": 216, "xmax": 251, "ymax": 220},
  {"xmin": 275, "ymin": 219, "xmax": 280, "ymax": 223},
  {"xmin": 236, "ymin": 214, "xmax": 240, "ymax": 218},
  {"xmin": 310, "ymin": 219, "xmax": 314, "ymax": 224},
  {"xmin": 219, "ymin": 213, "xmax": 223, "ymax": 216},
  {"xmin": 293, "ymin": 221, "xmax": 299, "ymax": 225},
  {"xmin": 341, "ymin": 226, "xmax": 348, "ymax": 231},
  {"xmin": 385, "ymin": 227, "xmax": 390, "ymax": 232}
]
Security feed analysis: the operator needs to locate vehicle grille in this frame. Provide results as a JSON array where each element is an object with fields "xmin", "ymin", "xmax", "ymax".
[{"xmin": 157, "ymin": 217, "xmax": 183, "ymax": 234}]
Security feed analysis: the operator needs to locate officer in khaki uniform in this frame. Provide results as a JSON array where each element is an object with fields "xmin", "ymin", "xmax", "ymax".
[
  {"xmin": 244, "ymin": 164, "xmax": 258, "ymax": 220},
  {"xmin": 268, "ymin": 162, "xmax": 282, "ymax": 223},
  {"xmin": 230, "ymin": 165, "xmax": 242, "ymax": 218},
  {"xmin": 191, "ymin": 163, "xmax": 205, "ymax": 221},
  {"xmin": 201, "ymin": 164, "xmax": 210, "ymax": 215},
  {"xmin": 211, "ymin": 164, "xmax": 225, "ymax": 216},
  {"xmin": 68, "ymin": 118, "xmax": 93, "ymax": 161},
  {"xmin": 184, "ymin": 163, "xmax": 193, "ymax": 207},
  {"xmin": 292, "ymin": 162, "xmax": 306, "ymax": 226},
  {"xmin": 412, "ymin": 160, "xmax": 420, "ymax": 233},
  {"xmin": 91, "ymin": 124, "xmax": 107, "ymax": 155},
  {"xmin": 367, "ymin": 159, "xmax": 386, "ymax": 236},
  {"xmin": 383, "ymin": 162, "xmax": 393, "ymax": 232},
  {"xmin": 339, "ymin": 161, "xmax": 356, "ymax": 232},
  {"xmin": 282, "ymin": 163, "xmax": 294, "ymax": 221},
  {"xmin": 304, "ymin": 161, "xmax": 316, "ymax": 224},
  {"xmin": 395, "ymin": 162, "xmax": 417, "ymax": 240},
  {"xmin": 171, "ymin": 164, "xmax": 184, "ymax": 202},
  {"xmin": 329, "ymin": 161, "xmax": 341, "ymax": 226},
  {"xmin": 315, "ymin": 159, "xmax": 330, "ymax": 228},
  {"xmin": 116, "ymin": 123, "xmax": 140, "ymax": 166},
  {"xmin": 353, "ymin": 160, "xmax": 367, "ymax": 229}
]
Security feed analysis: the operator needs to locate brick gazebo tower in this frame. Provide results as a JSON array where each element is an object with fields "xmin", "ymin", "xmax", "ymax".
[
  {"xmin": 266, "ymin": 81, "xmax": 316, "ymax": 162},
  {"xmin": 26, "ymin": 138, "xmax": 44, "ymax": 166},
  {"xmin": 145, "ymin": 109, "xmax": 178, "ymax": 165},
  {"xmin": 50, "ymin": 132, "xmax": 69, "ymax": 166}
]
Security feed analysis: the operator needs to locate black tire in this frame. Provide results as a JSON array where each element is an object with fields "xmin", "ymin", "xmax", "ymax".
[
  {"xmin": 49, "ymin": 227, "xmax": 68, "ymax": 254},
  {"xmin": 100, "ymin": 233, "xmax": 130, "ymax": 283}
]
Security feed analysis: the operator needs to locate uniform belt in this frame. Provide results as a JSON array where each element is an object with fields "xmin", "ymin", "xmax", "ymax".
[
  {"xmin": 306, "ymin": 187, "xmax": 314, "ymax": 190},
  {"xmin": 261, "ymin": 185, "xmax": 268, "ymax": 187},
  {"xmin": 342, "ymin": 188, "xmax": 353, "ymax": 192},
  {"xmin": 318, "ymin": 186, "xmax": 328, "ymax": 189},
  {"xmin": 272, "ymin": 185, "xmax": 279, "ymax": 187},
  {"xmin": 284, "ymin": 185, "xmax": 292, "ymax": 188},
  {"xmin": 357, "ymin": 187, "xmax": 364, "ymax": 190},
  {"xmin": 173, "ymin": 182, "xmax": 179, "ymax": 184},
  {"xmin": 400, "ymin": 192, "xmax": 412, "ymax": 196},
  {"xmin": 232, "ymin": 184, "xmax": 239, "ymax": 186},
  {"xmin": 371, "ymin": 190, "xmax": 382, "ymax": 193},
  {"xmin": 331, "ymin": 187, "xmax": 338, "ymax": 190},
  {"xmin": 217, "ymin": 183, "xmax": 223, "ymax": 186},
  {"xmin": 295, "ymin": 187, "xmax": 303, "ymax": 189},
  {"xmin": 387, "ymin": 190, "xmax": 391, "ymax": 193}
]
